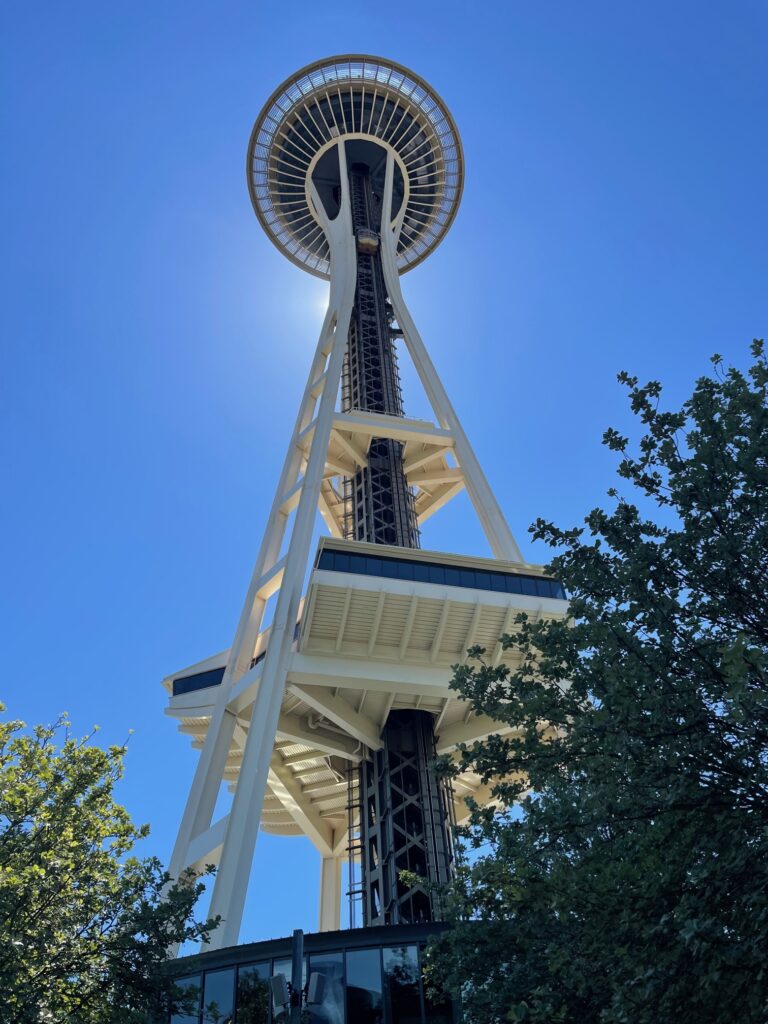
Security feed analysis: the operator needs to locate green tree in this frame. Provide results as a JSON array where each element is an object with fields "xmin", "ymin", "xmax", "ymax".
[
  {"xmin": 427, "ymin": 343, "xmax": 768, "ymax": 1023},
  {"xmin": 0, "ymin": 707, "xmax": 218, "ymax": 1023}
]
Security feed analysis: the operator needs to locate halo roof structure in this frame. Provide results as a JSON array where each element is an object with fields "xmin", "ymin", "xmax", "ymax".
[{"xmin": 247, "ymin": 55, "xmax": 464, "ymax": 278}]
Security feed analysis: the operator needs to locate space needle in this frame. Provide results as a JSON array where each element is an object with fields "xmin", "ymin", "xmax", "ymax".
[{"xmin": 162, "ymin": 54, "xmax": 567, "ymax": 1022}]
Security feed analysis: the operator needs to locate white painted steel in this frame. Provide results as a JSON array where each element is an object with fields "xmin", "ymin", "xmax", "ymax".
[
  {"xmin": 319, "ymin": 856, "xmax": 343, "ymax": 932},
  {"xmin": 167, "ymin": 60, "xmax": 535, "ymax": 950},
  {"xmin": 205, "ymin": 144, "xmax": 358, "ymax": 949},
  {"xmin": 378, "ymin": 150, "xmax": 522, "ymax": 562},
  {"xmin": 248, "ymin": 55, "xmax": 463, "ymax": 278}
]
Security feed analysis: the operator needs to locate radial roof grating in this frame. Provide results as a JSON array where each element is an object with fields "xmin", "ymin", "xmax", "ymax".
[{"xmin": 247, "ymin": 54, "xmax": 464, "ymax": 278}]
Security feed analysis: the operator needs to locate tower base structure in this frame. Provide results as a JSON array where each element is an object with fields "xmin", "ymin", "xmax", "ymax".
[
  {"xmin": 161, "ymin": 58, "xmax": 570, "ymax": 1023},
  {"xmin": 168, "ymin": 923, "xmax": 457, "ymax": 1024}
]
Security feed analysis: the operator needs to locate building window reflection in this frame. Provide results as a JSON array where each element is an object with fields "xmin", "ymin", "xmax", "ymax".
[
  {"xmin": 201, "ymin": 968, "xmax": 234, "ymax": 1023},
  {"xmin": 170, "ymin": 975, "xmax": 201, "ymax": 1024},
  {"xmin": 169, "ymin": 935, "xmax": 456, "ymax": 1024},
  {"xmin": 383, "ymin": 946, "xmax": 422, "ymax": 1024},
  {"xmin": 308, "ymin": 951, "xmax": 345, "ymax": 1024},
  {"xmin": 346, "ymin": 947, "xmax": 384, "ymax": 1024},
  {"xmin": 236, "ymin": 961, "xmax": 270, "ymax": 1024}
]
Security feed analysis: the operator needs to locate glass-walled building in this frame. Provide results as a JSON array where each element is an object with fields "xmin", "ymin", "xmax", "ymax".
[{"xmin": 169, "ymin": 924, "xmax": 455, "ymax": 1024}]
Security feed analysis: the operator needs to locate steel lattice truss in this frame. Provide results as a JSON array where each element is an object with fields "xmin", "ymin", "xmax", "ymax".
[
  {"xmin": 341, "ymin": 162, "xmax": 419, "ymax": 550},
  {"xmin": 357, "ymin": 710, "xmax": 454, "ymax": 926}
]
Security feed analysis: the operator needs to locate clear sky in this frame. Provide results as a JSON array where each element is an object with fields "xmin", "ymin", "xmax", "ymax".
[{"xmin": 2, "ymin": 1, "xmax": 766, "ymax": 944}]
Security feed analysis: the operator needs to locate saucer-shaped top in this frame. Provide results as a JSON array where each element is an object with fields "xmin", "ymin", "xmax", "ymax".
[{"xmin": 247, "ymin": 55, "xmax": 464, "ymax": 278}]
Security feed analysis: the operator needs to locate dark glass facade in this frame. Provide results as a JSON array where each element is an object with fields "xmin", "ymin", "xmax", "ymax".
[
  {"xmin": 316, "ymin": 547, "xmax": 566, "ymax": 601},
  {"xmin": 169, "ymin": 925, "xmax": 455, "ymax": 1024},
  {"xmin": 172, "ymin": 666, "xmax": 226, "ymax": 697},
  {"xmin": 236, "ymin": 962, "xmax": 270, "ymax": 1024}
]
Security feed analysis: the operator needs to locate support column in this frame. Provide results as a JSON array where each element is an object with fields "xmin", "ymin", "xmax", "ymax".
[
  {"xmin": 319, "ymin": 856, "xmax": 343, "ymax": 932},
  {"xmin": 378, "ymin": 151, "xmax": 522, "ymax": 563},
  {"xmin": 205, "ymin": 143, "xmax": 358, "ymax": 950}
]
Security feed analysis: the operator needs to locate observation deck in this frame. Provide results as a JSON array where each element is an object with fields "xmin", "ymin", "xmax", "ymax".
[
  {"xmin": 247, "ymin": 54, "xmax": 464, "ymax": 278},
  {"xmin": 163, "ymin": 538, "xmax": 568, "ymax": 846}
]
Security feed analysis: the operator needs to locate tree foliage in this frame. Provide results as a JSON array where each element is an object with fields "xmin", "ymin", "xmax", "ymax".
[
  {"xmin": 0, "ymin": 709, "xmax": 218, "ymax": 1023},
  {"xmin": 427, "ymin": 342, "xmax": 768, "ymax": 1022}
]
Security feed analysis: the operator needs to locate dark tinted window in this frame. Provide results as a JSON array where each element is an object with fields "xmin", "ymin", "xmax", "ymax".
[
  {"xmin": 170, "ymin": 975, "xmax": 201, "ymax": 1024},
  {"xmin": 413, "ymin": 563, "xmax": 431, "ymax": 583},
  {"xmin": 346, "ymin": 948, "xmax": 383, "ymax": 1024},
  {"xmin": 397, "ymin": 560, "xmax": 414, "ymax": 580},
  {"xmin": 201, "ymin": 969, "xmax": 234, "ymax": 1023},
  {"xmin": 172, "ymin": 667, "xmax": 226, "ymax": 697},
  {"xmin": 316, "ymin": 548, "xmax": 565, "ymax": 602},
  {"xmin": 308, "ymin": 951, "xmax": 345, "ymax": 1024},
  {"xmin": 236, "ymin": 962, "xmax": 270, "ymax": 1024},
  {"xmin": 443, "ymin": 567, "xmax": 461, "ymax": 587},
  {"xmin": 383, "ymin": 946, "xmax": 421, "ymax": 1024}
]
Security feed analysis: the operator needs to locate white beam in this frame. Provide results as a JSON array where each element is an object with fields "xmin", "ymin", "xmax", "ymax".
[
  {"xmin": 268, "ymin": 758, "xmax": 334, "ymax": 857},
  {"xmin": 187, "ymin": 814, "xmax": 229, "ymax": 869},
  {"xmin": 335, "ymin": 588, "xmax": 352, "ymax": 651},
  {"xmin": 403, "ymin": 442, "xmax": 451, "ymax": 474},
  {"xmin": 436, "ymin": 715, "xmax": 514, "ymax": 752},
  {"xmin": 455, "ymin": 783, "xmax": 501, "ymax": 823},
  {"xmin": 367, "ymin": 591, "xmax": 386, "ymax": 654},
  {"xmin": 399, "ymin": 594, "xmax": 419, "ymax": 659},
  {"xmin": 288, "ymin": 652, "xmax": 454, "ymax": 698},
  {"xmin": 461, "ymin": 600, "xmax": 483, "ymax": 664},
  {"xmin": 330, "ymin": 428, "xmax": 368, "ymax": 468},
  {"xmin": 318, "ymin": 482, "xmax": 344, "ymax": 538},
  {"xmin": 276, "ymin": 712, "xmax": 363, "ymax": 761},
  {"xmin": 332, "ymin": 410, "xmax": 455, "ymax": 449},
  {"xmin": 288, "ymin": 684, "xmax": 383, "ymax": 750},
  {"xmin": 280, "ymin": 750, "xmax": 326, "ymax": 767},
  {"xmin": 225, "ymin": 660, "xmax": 265, "ymax": 715},
  {"xmin": 255, "ymin": 556, "xmax": 286, "ymax": 601},
  {"xmin": 319, "ymin": 856, "xmax": 343, "ymax": 932},
  {"xmin": 493, "ymin": 605, "xmax": 517, "ymax": 666},
  {"xmin": 430, "ymin": 601, "xmax": 452, "ymax": 663},
  {"xmin": 417, "ymin": 480, "xmax": 466, "ymax": 525},
  {"xmin": 409, "ymin": 468, "xmax": 464, "ymax": 488},
  {"xmin": 302, "ymin": 778, "xmax": 346, "ymax": 795}
]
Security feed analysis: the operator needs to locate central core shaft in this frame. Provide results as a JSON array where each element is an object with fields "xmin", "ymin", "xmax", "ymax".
[
  {"xmin": 341, "ymin": 163, "xmax": 420, "ymax": 549},
  {"xmin": 340, "ymin": 158, "xmax": 454, "ymax": 926}
]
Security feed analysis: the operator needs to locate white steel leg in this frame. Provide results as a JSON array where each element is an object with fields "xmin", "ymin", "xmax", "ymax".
[
  {"xmin": 166, "ymin": 145, "xmax": 358, "ymax": 919},
  {"xmin": 379, "ymin": 153, "xmax": 522, "ymax": 563},
  {"xmin": 205, "ymin": 144, "xmax": 358, "ymax": 949},
  {"xmin": 319, "ymin": 856, "xmax": 343, "ymax": 932},
  {"xmin": 167, "ymin": 140, "xmax": 523, "ymax": 955}
]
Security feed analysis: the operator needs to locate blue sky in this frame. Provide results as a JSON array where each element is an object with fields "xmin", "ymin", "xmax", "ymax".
[{"xmin": 2, "ymin": 1, "xmax": 766, "ymax": 943}]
